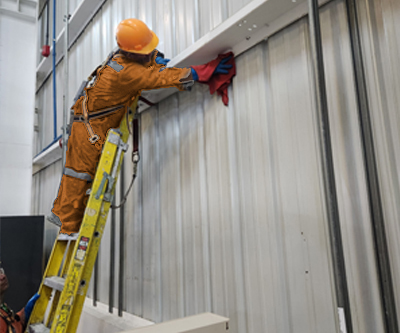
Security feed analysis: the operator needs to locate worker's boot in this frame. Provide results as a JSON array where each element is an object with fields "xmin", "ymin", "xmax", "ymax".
[
  {"xmin": 58, "ymin": 231, "xmax": 79, "ymax": 240},
  {"xmin": 48, "ymin": 213, "xmax": 80, "ymax": 240},
  {"xmin": 47, "ymin": 213, "xmax": 62, "ymax": 227}
]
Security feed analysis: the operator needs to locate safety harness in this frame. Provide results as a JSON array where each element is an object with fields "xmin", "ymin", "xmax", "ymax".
[
  {"xmin": 65, "ymin": 52, "xmax": 158, "ymax": 209},
  {"xmin": 0, "ymin": 304, "xmax": 19, "ymax": 333},
  {"xmin": 70, "ymin": 48, "xmax": 120, "ymax": 147},
  {"xmin": 69, "ymin": 49, "xmax": 159, "ymax": 149}
]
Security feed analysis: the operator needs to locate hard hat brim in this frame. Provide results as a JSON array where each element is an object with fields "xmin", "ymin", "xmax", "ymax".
[{"xmin": 123, "ymin": 31, "xmax": 159, "ymax": 55}]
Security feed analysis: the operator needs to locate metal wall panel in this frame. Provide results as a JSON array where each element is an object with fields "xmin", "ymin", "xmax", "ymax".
[
  {"xmin": 198, "ymin": 0, "xmax": 224, "ymax": 38},
  {"xmin": 31, "ymin": 173, "xmax": 40, "ymax": 215},
  {"xmin": 154, "ymin": 0, "xmax": 174, "ymax": 58},
  {"xmin": 260, "ymin": 22, "xmax": 338, "ymax": 333},
  {"xmin": 123, "ymin": 136, "xmax": 144, "ymax": 316},
  {"xmin": 36, "ymin": 59, "xmax": 65, "ymax": 152},
  {"xmin": 357, "ymin": 0, "xmax": 400, "ymax": 320},
  {"xmin": 36, "ymin": 160, "xmax": 63, "ymax": 262},
  {"xmin": 228, "ymin": 0, "xmax": 252, "ymax": 18},
  {"xmin": 137, "ymin": 0, "xmax": 155, "ymax": 34},
  {"xmin": 157, "ymin": 94, "xmax": 186, "ymax": 321},
  {"xmin": 69, "ymin": 0, "xmax": 84, "ymax": 17},
  {"xmin": 320, "ymin": 1, "xmax": 386, "ymax": 331},
  {"xmin": 173, "ymin": 0, "xmax": 197, "ymax": 55},
  {"xmin": 122, "ymin": 16, "xmax": 342, "ymax": 332}
]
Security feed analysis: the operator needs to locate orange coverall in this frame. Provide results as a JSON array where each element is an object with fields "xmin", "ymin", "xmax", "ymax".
[
  {"xmin": 51, "ymin": 51, "xmax": 192, "ymax": 235},
  {"xmin": 0, "ymin": 306, "xmax": 25, "ymax": 333}
]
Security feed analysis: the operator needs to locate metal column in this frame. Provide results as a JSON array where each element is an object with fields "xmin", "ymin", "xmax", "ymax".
[
  {"xmin": 109, "ymin": 198, "xmax": 116, "ymax": 312},
  {"xmin": 345, "ymin": 0, "xmax": 399, "ymax": 331},
  {"xmin": 118, "ymin": 162, "xmax": 125, "ymax": 316},
  {"xmin": 307, "ymin": 0, "xmax": 353, "ymax": 331},
  {"xmin": 93, "ymin": 253, "xmax": 99, "ymax": 306}
]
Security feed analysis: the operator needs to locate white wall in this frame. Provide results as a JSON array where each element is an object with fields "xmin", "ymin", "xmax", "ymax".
[{"xmin": 0, "ymin": 12, "xmax": 37, "ymax": 215}]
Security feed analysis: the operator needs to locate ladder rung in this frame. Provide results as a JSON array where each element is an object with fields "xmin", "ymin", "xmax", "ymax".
[
  {"xmin": 44, "ymin": 276, "xmax": 65, "ymax": 292},
  {"xmin": 29, "ymin": 323, "xmax": 50, "ymax": 333},
  {"xmin": 58, "ymin": 233, "xmax": 79, "ymax": 241}
]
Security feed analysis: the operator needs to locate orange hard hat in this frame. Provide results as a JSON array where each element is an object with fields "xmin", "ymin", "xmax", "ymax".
[{"xmin": 115, "ymin": 18, "xmax": 159, "ymax": 54}]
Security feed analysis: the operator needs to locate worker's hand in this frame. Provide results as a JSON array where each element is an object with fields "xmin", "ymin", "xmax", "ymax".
[
  {"xmin": 213, "ymin": 56, "xmax": 233, "ymax": 75},
  {"xmin": 155, "ymin": 56, "xmax": 170, "ymax": 72},
  {"xmin": 155, "ymin": 56, "xmax": 170, "ymax": 66},
  {"xmin": 25, "ymin": 293, "xmax": 40, "ymax": 322},
  {"xmin": 190, "ymin": 68, "xmax": 199, "ymax": 81}
]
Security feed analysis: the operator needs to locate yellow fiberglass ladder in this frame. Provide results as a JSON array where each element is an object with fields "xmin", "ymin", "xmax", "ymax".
[{"xmin": 25, "ymin": 98, "xmax": 139, "ymax": 333}]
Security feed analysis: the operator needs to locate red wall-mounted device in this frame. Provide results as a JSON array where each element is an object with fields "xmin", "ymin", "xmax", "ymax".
[{"xmin": 42, "ymin": 45, "xmax": 50, "ymax": 57}]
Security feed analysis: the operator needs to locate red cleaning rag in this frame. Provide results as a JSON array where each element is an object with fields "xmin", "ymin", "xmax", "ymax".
[{"xmin": 191, "ymin": 52, "xmax": 236, "ymax": 106}]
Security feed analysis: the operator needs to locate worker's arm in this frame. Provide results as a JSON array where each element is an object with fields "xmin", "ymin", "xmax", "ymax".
[
  {"xmin": 135, "ymin": 52, "xmax": 233, "ymax": 92},
  {"xmin": 133, "ymin": 64, "xmax": 194, "ymax": 92},
  {"xmin": 16, "ymin": 308, "xmax": 26, "ymax": 328},
  {"xmin": 154, "ymin": 52, "xmax": 232, "ymax": 82},
  {"xmin": 19, "ymin": 293, "xmax": 40, "ymax": 328}
]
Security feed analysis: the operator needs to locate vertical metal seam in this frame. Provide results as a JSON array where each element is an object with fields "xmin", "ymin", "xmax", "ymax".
[
  {"xmin": 177, "ymin": 96, "xmax": 187, "ymax": 316},
  {"xmin": 152, "ymin": 0, "xmax": 156, "ymax": 35},
  {"xmin": 175, "ymin": 96, "xmax": 185, "ymax": 317},
  {"xmin": 156, "ymin": 105, "xmax": 163, "ymax": 322},
  {"xmin": 52, "ymin": 0, "xmax": 57, "ymax": 141},
  {"xmin": 345, "ymin": 0, "xmax": 399, "ymax": 331},
  {"xmin": 307, "ymin": 0, "xmax": 353, "ymax": 331},
  {"xmin": 109, "ymin": 197, "xmax": 116, "ymax": 312},
  {"xmin": 199, "ymin": 87, "xmax": 213, "ymax": 312},
  {"xmin": 62, "ymin": 0, "xmax": 69, "ymax": 170},
  {"xmin": 194, "ymin": 0, "xmax": 200, "ymax": 42},
  {"xmin": 139, "ymin": 114, "xmax": 144, "ymax": 318},
  {"xmin": 171, "ymin": 0, "xmax": 177, "ymax": 57},
  {"xmin": 222, "ymin": 0, "xmax": 228, "ymax": 21},
  {"xmin": 262, "ymin": 38, "xmax": 291, "ymax": 331},
  {"xmin": 118, "ymin": 161, "xmax": 125, "ymax": 316},
  {"xmin": 93, "ymin": 251, "xmax": 99, "ymax": 306}
]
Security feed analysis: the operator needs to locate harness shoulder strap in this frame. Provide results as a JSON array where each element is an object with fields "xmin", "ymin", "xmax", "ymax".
[{"xmin": 0, "ymin": 311, "xmax": 16, "ymax": 333}]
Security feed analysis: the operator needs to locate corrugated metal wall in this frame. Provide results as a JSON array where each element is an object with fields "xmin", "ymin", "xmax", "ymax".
[
  {"xmin": 32, "ymin": 0, "xmax": 400, "ymax": 332},
  {"xmin": 357, "ymin": 0, "xmax": 400, "ymax": 320},
  {"xmin": 320, "ymin": 2, "xmax": 385, "ymax": 331}
]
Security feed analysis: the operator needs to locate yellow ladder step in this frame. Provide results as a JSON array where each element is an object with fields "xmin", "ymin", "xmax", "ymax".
[
  {"xmin": 43, "ymin": 276, "xmax": 65, "ymax": 292},
  {"xmin": 57, "ymin": 234, "xmax": 79, "ymax": 241},
  {"xmin": 29, "ymin": 323, "xmax": 50, "ymax": 333}
]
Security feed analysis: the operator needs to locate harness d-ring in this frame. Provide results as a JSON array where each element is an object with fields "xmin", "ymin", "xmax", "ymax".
[{"xmin": 88, "ymin": 134, "xmax": 100, "ymax": 144}]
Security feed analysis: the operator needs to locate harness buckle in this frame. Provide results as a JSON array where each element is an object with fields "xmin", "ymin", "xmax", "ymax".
[{"xmin": 88, "ymin": 134, "xmax": 100, "ymax": 144}]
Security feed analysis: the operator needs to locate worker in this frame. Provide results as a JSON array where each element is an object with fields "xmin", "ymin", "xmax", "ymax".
[
  {"xmin": 0, "ymin": 262, "xmax": 40, "ymax": 333},
  {"xmin": 47, "ymin": 18, "xmax": 232, "ymax": 237}
]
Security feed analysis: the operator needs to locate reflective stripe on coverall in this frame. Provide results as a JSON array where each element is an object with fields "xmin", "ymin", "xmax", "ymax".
[{"xmin": 52, "ymin": 51, "xmax": 192, "ymax": 235}]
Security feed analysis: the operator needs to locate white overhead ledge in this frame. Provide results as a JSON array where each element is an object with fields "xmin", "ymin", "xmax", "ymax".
[
  {"xmin": 0, "ymin": 6, "xmax": 35, "ymax": 22},
  {"xmin": 32, "ymin": 139, "xmax": 62, "ymax": 174},
  {"xmin": 138, "ymin": 0, "xmax": 331, "ymax": 112}
]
